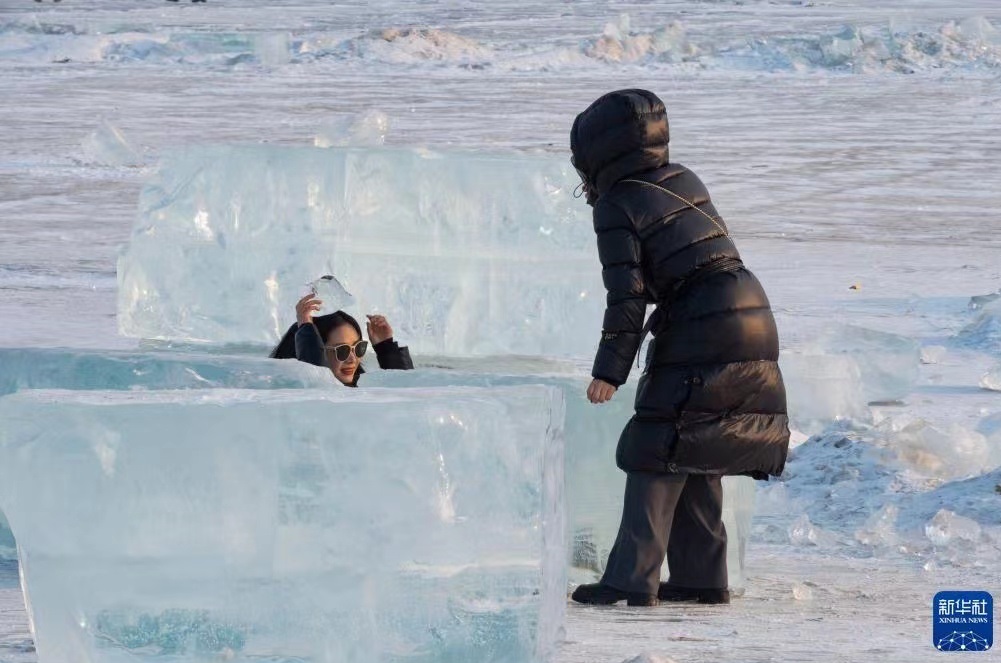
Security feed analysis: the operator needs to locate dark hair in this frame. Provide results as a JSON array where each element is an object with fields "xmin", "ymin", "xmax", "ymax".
[{"xmin": 269, "ymin": 310, "xmax": 364, "ymax": 359}]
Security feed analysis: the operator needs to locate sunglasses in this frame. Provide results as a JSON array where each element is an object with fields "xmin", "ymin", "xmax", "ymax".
[{"xmin": 324, "ymin": 341, "xmax": 368, "ymax": 362}]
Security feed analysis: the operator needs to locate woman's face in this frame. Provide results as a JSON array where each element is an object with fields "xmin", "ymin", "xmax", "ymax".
[{"xmin": 325, "ymin": 324, "xmax": 363, "ymax": 385}]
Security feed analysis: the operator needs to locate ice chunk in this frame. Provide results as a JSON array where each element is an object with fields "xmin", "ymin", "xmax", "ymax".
[
  {"xmin": 854, "ymin": 504, "xmax": 899, "ymax": 548},
  {"xmin": 118, "ymin": 145, "xmax": 601, "ymax": 355},
  {"xmin": 253, "ymin": 32, "xmax": 290, "ymax": 66},
  {"xmin": 920, "ymin": 345, "xmax": 948, "ymax": 365},
  {"xmin": 886, "ymin": 420, "xmax": 997, "ymax": 480},
  {"xmin": 363, "ymin": 368, "xmax": 756, "ymax": 592},
  {"xmin": 314, "ymin": 110, "xmax": 391, "ymax": 148},
  {"xmin": 814, "ymin": 325, "xmax": 921, "ymax": 403},
  {"xmin": 779, "ymin": 353, "xmax": 869, "ymax": 433},
  {"xmin": 0, "ymin": 386, "xmax": 565, "ymax": 663},
  {"xmin": 980, "ymin": 365, "xmax": 1001, "ymax": 391},
  {"xmin": 307, "ymin": 274, "xmax": 356, "ymax": 313},
  {"xmin": 787, "ymin": 514, "xmax": 838, "ymax": 547},
  {"xmin": 81, "ymin": 121, "xmax": 143, "ymax": 167},
  {"xmin": 924, "ymin": 509, "xmax": 982, "ymax": 547},
  {"xmin": 957, "ymin": 298, "xmax": 1001, "ymax": 354},
  {"xmin": 791, "ymin": 583, "xmax": 814, "ymax": 601}
]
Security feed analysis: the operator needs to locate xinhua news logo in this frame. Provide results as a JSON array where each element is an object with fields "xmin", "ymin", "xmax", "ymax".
[{"xmin": 933, "ymin": 591, "xmax": 993, "ymax": 652}]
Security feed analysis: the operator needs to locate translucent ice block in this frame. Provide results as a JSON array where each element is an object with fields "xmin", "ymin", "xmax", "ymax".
[
  {"xmin": 779, "ymin": 352, "xmax": 869, "ymax": 434},
  {"xmin": 812, "ymin": 325, "xmax": 920, "ymax": 404},
  {"xmin": 0, "ymin": 386, "xmax": 566, "ymax": 663},
  {"xmin": 0, "ymin": 347, "xmax": 331, "ymax": 396},
  {"xmin": 0, "ymin": 510, "xmax": 13, "ymax": 559},
  {"xmin": 117, "ymin": 146, "xmax": 602, "ymax": 355},
  {"xmin": 363, "ymin": 366, "xmax": 756, "ymax": 592}
]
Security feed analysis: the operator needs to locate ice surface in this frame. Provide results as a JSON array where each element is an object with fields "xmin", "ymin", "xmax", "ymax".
[
  {"xmin": 117, "ymin": 145, "xmax": 602, "ymax": 355},
  {"xmin": 0, "ymin": 386, "xmax": 566, "ymax": 663},
  {"xmin": 362, "ymin": 368, "xmax": 756, "ymax": 592}
]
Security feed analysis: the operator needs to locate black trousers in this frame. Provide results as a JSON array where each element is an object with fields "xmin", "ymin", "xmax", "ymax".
[{"xmin": 600, "ymin": 472, "xmax": 728, "ymax": 596}]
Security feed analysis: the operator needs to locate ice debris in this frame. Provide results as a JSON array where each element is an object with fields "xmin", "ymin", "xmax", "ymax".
[
  {"xmin": 80, "ymin": 121, "xmax": 143, "ymax": 167},
  {"xmin": 924, "ymin": 509, "xmax": 982, "ymax": 547},
  {"xmin": 980, "ymin": 365, "xmax": 1001, "ymax": 391}
]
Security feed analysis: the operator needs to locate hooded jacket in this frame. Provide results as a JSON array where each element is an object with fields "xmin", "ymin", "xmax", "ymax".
[{"xmin": 571, "ymin": 89, "xmax": 789, "ymax": 478}]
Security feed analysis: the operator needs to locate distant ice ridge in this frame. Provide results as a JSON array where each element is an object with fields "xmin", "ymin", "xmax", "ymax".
[
  {"xmin": 118, "ymin": 145, "xmax": 601, "ymax": 355},
  {"xmin": 4, "ymin": 16, "xmax": 1000, "ymax": 73},
  {"xmin": 0, "ymin": 386, "xmax": 566, "ymax": 663}
]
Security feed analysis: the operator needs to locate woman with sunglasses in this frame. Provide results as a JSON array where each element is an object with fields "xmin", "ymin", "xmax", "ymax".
[{"xmin": 270, "ymin": 294, "xmax": 413, "ymax": 386}]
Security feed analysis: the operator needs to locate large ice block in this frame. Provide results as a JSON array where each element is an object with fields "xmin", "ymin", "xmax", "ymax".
[
  {"xmin": 0, "ymin": 348, "xmax": 331, "ymax": 561},
  {"xmin": 0, "ymin": 386, "xmax": 565, "ymax": 663},
  {"xmin": 0, "ymin": 510, "xmax": 13, "ymax": 559},
  {"xmin": 118, "ymin": 146, "xmax": 602, "ymax": 355},
  {"xmin": 362, "ymin": 365, "xmax": 757, "ymax": 592},
  {"xmin": 0, "ymin": 347, "xmax": 331, "ymax": 396}
]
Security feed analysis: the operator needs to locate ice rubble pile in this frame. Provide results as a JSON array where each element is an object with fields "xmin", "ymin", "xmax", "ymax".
[
  {"xmin": 755, "ymin": 419, "xmax": 1001, "ymax": 560},
  {"xmin": 118, "ymin": 145, "xmax": 600, "ymax": 356},
  {"xmin": 578, "ymin": 15, "xmax": 1001, "ymax": 73},
  {"xmin": 0, "ymin": 386, "xmax": 566, "ymax": 663}
]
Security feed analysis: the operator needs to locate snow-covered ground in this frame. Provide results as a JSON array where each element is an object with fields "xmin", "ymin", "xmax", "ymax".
[{"xmin": 1, "ymin": 0, "xmax": 1000, "ymax": 661}]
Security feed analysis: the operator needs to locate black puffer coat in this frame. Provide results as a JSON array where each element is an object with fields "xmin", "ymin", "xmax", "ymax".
[{"xmin": 571, "ymin": 89, "xmax": 789, "ymax": 478}]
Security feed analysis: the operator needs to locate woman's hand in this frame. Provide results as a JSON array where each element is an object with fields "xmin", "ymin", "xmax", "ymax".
[
  {"xmin": 366, "ymin": 314, "xmax": 394, "ymax": 345},
  {"xmin": 296, "ymin": 294, "xmax": 322, "ymax": 326},
  {"xmin": 587, "ymin": 378, "xmax": 617, "ymax": 404}
]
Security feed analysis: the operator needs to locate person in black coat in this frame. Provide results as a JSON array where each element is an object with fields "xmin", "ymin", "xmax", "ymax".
[
  {"xmin": 569, "ymin": 89, "xmax": 790, "ymax": 607},
  {"xmin": 270, "ymin": 294, "xmax": 413, "ymax": 386}
]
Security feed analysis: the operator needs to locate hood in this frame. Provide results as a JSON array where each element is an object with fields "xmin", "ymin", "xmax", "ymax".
[{"xmin": 570, "ymin": 89, "xmax": 670, "ymax": 203}]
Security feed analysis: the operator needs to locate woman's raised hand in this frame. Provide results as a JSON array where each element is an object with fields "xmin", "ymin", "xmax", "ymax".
[
  {"xmin": 296, "ymin": 294, "xmax": 322, "ymax": 326},
  {"xmin": 366, "ymin": 314, "xmax": 393, "ymax": 345}
]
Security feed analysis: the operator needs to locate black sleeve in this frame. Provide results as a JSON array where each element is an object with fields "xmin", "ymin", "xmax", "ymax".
[
  {"xmin": 294, "ymin": 323, "xmax": 327, "ymax": 368},
  {"xmin": 591, "ymin": 199, "xmax": 647, "ymax": 388},
  {"xmin": 373, "ymin": 338, "xmax": 414, "ymax": 370}
]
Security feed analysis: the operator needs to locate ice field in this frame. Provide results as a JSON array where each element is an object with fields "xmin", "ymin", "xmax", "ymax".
[{"xmin": 2, "ymin": 0, "xmax": 1001, "ymax": 661}]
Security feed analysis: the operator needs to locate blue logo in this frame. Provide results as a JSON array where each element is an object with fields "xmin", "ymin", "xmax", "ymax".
[{"xmin": 933, "ymin": 591, "xmax": 993, "ymax": 652}]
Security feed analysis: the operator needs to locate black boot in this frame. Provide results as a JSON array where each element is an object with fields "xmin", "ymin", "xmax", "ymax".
[
  {"xmin": 571, "ymin": 583, "xmax": 658, "ymax": 607},
  {"xmin": 658, "ymin": 583, "xmax": 730, "ymax": 604}
]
